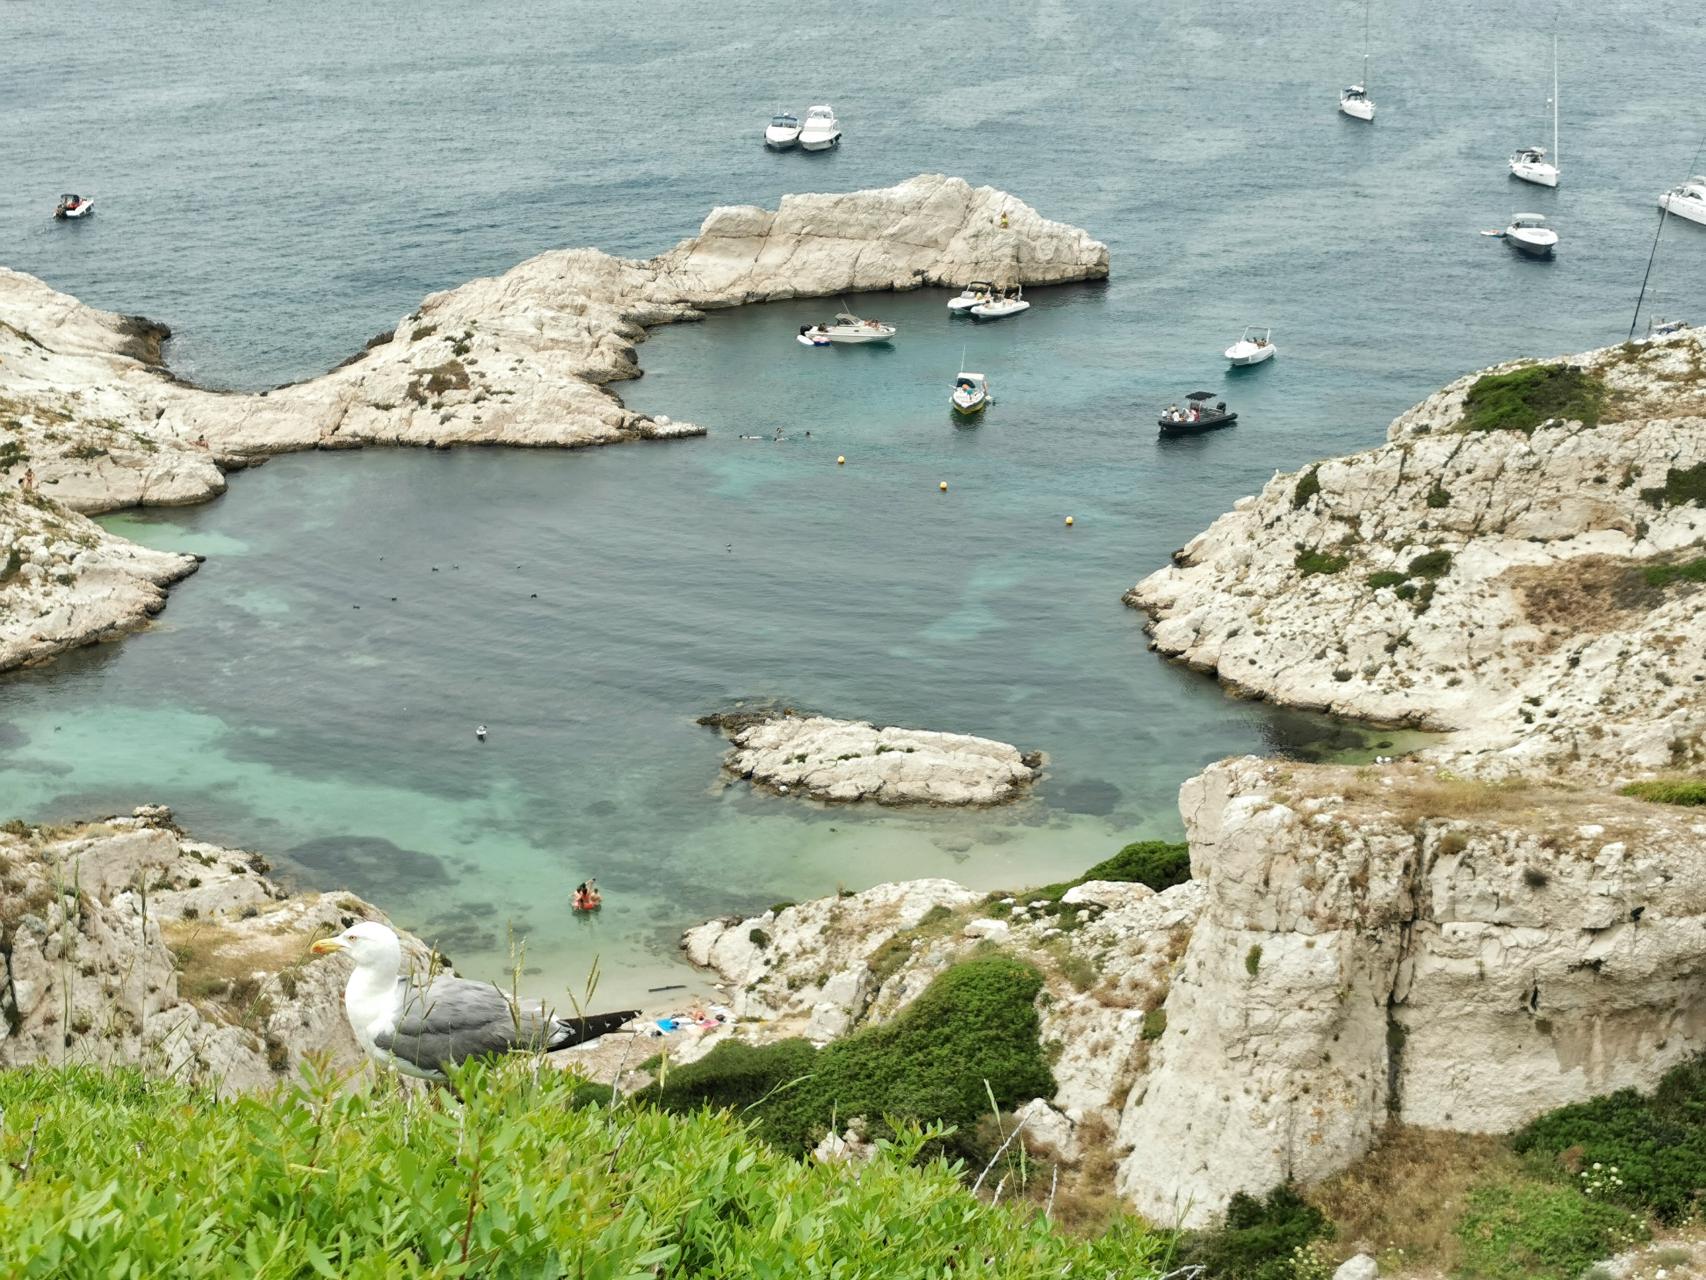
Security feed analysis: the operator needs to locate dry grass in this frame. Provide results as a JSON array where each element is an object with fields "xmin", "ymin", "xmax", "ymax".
[
  {"xmin": 161, "ymin": 918, "xmax": 315, "ymax": 1025},
  {"xmin": 1309, "ymin": 1125, "xmax": 1523, "ymax": 1272},
  {"xmin": 1506, "ymin": 557, "xmax": 1674, "ymax": 641}
]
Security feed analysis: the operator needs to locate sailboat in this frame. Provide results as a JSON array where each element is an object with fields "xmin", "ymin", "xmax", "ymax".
[
  {"xmin": 1509, "ymin": 32, "xmax": 1560, "ymax": 187},
  {"xmin": 1339, "ymin": 0, "xmax": 1375, "ymax": 121}
]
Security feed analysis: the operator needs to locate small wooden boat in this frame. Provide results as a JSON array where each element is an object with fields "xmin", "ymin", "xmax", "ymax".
[{"xmin": 1159, "ymin": 391, "xmax": 1238, "ymax": 434}]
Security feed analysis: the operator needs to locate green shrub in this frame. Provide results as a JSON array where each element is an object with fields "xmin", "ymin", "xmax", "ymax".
[
  {"xmin": 1514, "ymin": 1054, "xmax": 1706, "ymax": 1222},
  {"xmin": 1641, "ymin": 461, "xmax": 1706, "ymax": 509},
  {"xmin": 1245, "ymin": 945, "xmax": 1263, "ymax": 976},
  {"xmin": 1293, "ymin": 467, "xmax": 1321, "ymax": 509},
  {"xmin": 1460, "ymin": 364, "xmax": 1606, "ymax": 433},
  {"xmin": 1618, "ymin": 778, "xmax": 1706, "ymax": 806},
  {"xmin": 650, "ymin": 955, "xmax": 1054, "ymax": 1159},
  {"xmin": 1296, "ymin": 548, "xmax": 1350, "ymax": 577},
  {"xmin": 1641, "ymin": 558, "xmax": 1706, "ymax": 588},
  {"xmin": 1367, "ymin": 571, "xmax": 1407, "ymax": 590},
  {"xmin": 0, "ymin": 1062, "xmax": 1169, "ymax": 1277},
  {"xmin": 1454, "ymin": 1179, "xmax": 1644, "ymax": 1280},
  {"xmin": 1141, "ymin": 1008, "xmax": 1167, "ymax": 1041},
  {"xmin": 1080, "ymin": 839, "xmax": 1192, "ymax": 891},
  {"xmin": 1180, "ymin": 1184, "xmax": 1331, "ymax": 1280},
  {"xmin": 1426, "ymin": 485, "xmax": 1452, "ymax": 508},
  {"xmin": 748, "ymin": 927, "xmax": 771, "ymax": 949},
  {"xmin": 1407, "ymin": 549, "xmax": 1454, "ymax": 578}
]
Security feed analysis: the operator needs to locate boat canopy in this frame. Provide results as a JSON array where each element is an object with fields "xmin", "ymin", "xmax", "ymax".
[
  {"xmin": 1343, "ymin": 84, "xmax": 1366, "ymax": 95},
  {"xmin": 965, "ymin": 280, "xmax": 993, "ymax": 290},
  {"xmin": 806, "ymin": 104, "xmax": 834, "ymax": 117},
  {"xmin": 1512, "ymin": 213, "xmax": 1548, "ymax": 224},
  {"xmin": 771, "ymin": 112, "xmax": 798, "ymax": 124},
  {"xmin": 60, "ymin": 193, "xmax": 80, "ymax": 202},
  {"xmin": 1186, "ymin": 391, "xmax": 1216, "ymax": 401},
  {"xmin": 955, "ymin": 372, "xmax": 986, "ymax": 383}
]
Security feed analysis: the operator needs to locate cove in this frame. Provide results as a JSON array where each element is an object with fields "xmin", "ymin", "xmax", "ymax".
[{"xmin": 0, "ymin": 285, "xmax": 1397, "ymax": 1003}]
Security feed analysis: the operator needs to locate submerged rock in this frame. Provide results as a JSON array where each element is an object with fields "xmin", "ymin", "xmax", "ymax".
[{"xmin": 704, "ymin": 708, "xmax": 1043, "ymax": 806}]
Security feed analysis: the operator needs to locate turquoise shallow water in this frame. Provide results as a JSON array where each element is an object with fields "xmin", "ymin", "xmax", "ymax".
[{"xmin": 2, "ymin": 0, "xmax": 1702, "ymax": 1001}]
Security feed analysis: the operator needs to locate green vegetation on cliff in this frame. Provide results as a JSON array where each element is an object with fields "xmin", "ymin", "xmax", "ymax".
[
  {"xmin": 0, "ymin": 1061, "xmax": 1167, "ymax": 1279},
  {"xmin": 1460, "ymin": 363, "xmax": 1606, "ymax": 433},
  {"xmin": 648, "ymin": 953, "xmax": 1053, "ymax": 1159}
]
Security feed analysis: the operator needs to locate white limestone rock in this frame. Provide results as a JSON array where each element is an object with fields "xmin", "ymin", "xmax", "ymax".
[
  {"xmin": 1116, "ymin": 757, "xmax": 1706, "ymax": 1227},
  {"xmin": 1125, "ymin": 334, "xmax": 1706, "ymax": 782},
  {"xmin": 1334, "ymin": 1254, "xmax": 1379, "ymax": 1280},
  {"xmin": 709, "ymin": 711, "xmax": 1042, "ymax": 806}
]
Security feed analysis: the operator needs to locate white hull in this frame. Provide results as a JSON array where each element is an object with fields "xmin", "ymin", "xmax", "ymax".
[
  {"xmin": 1660, "ymin": 192, "xmax": 1706, "ymax": 227},
  {"xmin": 764, "ymin": 128, "xmax": 801, "ymax": 149},
  {"xmin": 951, "ymin": 390, "xmax": 988, "ymax": 413},
  {"xmin": 970, "ymin": 299, "xmax": 1029, "ymax": 319},
  {"xmin": 1510, "ymin": 160, "xmax": 1559, "ymax": 187},
  {"xmin": 947, "ymin": 295, "xmax": 988, "ymax": 312},
  {"xmin": 1225, "ymin": 342, "xmax": 1276, "ymax": 366},
  {"xmin": 825, "ymin": 328, "xmax": 891, "ymax": 343},
  {"xmin": 1506, "ymin": 227, "xmax": 1558, "ymax": 256},
  {"xmin": 1340, "ymin": 97, "xmax": 1374, "ymax": 121},
  {"xmin": 796, "ymin": 333, "xmax": 830, "ymax": 346},
  {"xmin": 799, "ymin": 131, "xmax": 841, "ymax": 151}
]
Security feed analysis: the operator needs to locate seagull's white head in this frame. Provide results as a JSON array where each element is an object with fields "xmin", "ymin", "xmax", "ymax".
[{"xmin": 311, "ymin": 920, "xmax": 403, "ymax": 975}]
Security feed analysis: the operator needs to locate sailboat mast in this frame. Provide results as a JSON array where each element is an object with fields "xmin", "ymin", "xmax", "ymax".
[
  {"xmin": 1551, "ymin": 31, "xmax": 1559, "ymax": 167},
  {"xmin": 1363, "ymin": 0, "xmax": 1371, "ymax": 92}
]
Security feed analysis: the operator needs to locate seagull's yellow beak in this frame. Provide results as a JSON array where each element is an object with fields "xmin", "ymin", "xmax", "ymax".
[{"xmin": 310, "ymin": 937, "xmax": 345, "ymax": 955}]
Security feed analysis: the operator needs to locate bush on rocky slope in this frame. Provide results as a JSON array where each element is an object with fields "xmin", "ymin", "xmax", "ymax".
[
  {"xmin": 649, "ymin": 954, "xmax": 1054, "ymax": 1159},
  {"xmin": 1460, "ymin": 363, "xmax": 1606, "ymax": 433},
  {"xmin": 0, "ymin": 1062, "xmax": 1170, "ymax": 1279},
  {"xmin": 1619, "ymin": 777, "xmax": 1706, "ymax": 805},
  {"xmin": 1179, "ymin": 1184, "xmax": 1331, "ymax": 1280},
  {"xmin": 1514, "ymin": 1054, "xmax": 1706, "ymax": 1223}
]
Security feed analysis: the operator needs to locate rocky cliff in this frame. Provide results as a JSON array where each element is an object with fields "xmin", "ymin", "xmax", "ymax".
[
  {"xmin": 1126, "ymin": 332, "xmax": 1706, "ymax": 782},
  {"xmin": 0, "ymin": 175, "xmax": 1106, "ymax": 673},
  {"xmin": 0, "ymin": 806, "xmax": 431, "ymax": 1093}
]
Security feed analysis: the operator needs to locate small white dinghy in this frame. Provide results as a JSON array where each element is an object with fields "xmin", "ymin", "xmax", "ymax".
[
  {"xmin": 1225, "ymin": 325, "xmax": 1277, "ymax": 366},
  {"xmin": 951, "ymin": 372, "xmax": 990, "ymax": 416},
  {"xmin": 1659, "ymin": 176, "xmax": 1706, "ymax": 227},
  {"xmin": 796, "ymin": 324, "xmax": 832, "ymax": 347},
  {"xmin": 1339, "ymin": 84, "xmax": 1375, "ymax": 121},
  {"xmin": 971, "ymin": 286, "xmax": 1030, "ymax": 319},
  {"xmin": 947, "ymin": 281, "xmax": 996, "ymax": 313},
  {"xmin": 53, "ymin": 193, "xmax": 94, "ymax": 220},
  {"xmin": 1504, "ymin": 212, "xmax": 1558, "ymax": 257},
  {"xmin": 799, "ymin": 105, "xmax": 841, "ymax": 151},
  {"xmin": 764, "ymin": 111, "xmax": 802, "ymax": 149}
]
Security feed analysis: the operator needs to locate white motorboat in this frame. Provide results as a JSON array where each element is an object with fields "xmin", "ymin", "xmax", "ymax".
[
  {"xmin": 1636, "ymin": 318, "xmax": 1690, "ymax": 344},
  {"xmin": 970, "ymin": 286, "xmax": 1030, "ymax": 319},
  {"xmin": 951, "ymin": 372, "xmax": 990, "ymax": 416},
  {"xmin": 1659, "ymin": 176, "xmax": 1706, "ymax": 227},
  {"xmin": 799, "ymin": 105, "xmax": 841, "ymax": 151},
  {"xmin": 1504, "ymin": 213, "xmax": 1558, "ymax": 257},
  {"xmin": 1225, "ymin": 326, "xmax": 1277, "ymax": 366},
  {"xmin": 764, "ymin": 111, "xmax": 802, "ymax": 149},
  {"xmin": 808, "ymin": 311, "xmax": 894, "ymax": 343},
  {"xmin": 53, "ymin": 193, "xmax": 93, "ymax": 220},
  {"xmin": 947, "ymin": 280, "xmax": 996, "ymax": 313},
  {"xmin": 1508, "ymin": 32, "xmax": 1560, "ymax": 187},
  {"xmin": 1339, "ymin": 0, "xmax": 1375, "ymax": 121}
]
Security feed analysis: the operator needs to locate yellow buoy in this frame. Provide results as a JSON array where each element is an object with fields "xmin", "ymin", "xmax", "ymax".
[
  {"xmin": 939, "ymin": 481, "xmax": 949, "ymax": 492},
  {"xmin": 1065, "ymin": 516, "xmax": 1075, "ymax": 526},
  {"xmin": 837, "ymin": 455, "xmax": 846, "ymax": 465}
]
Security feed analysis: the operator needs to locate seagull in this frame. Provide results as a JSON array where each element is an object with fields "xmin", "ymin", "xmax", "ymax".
[{"xmin": 310, "ymin": 922, "xmax": 638, "ymax": 1081}]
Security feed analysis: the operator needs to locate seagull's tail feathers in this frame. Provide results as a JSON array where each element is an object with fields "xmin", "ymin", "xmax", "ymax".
[{"xmin": 546, "ymin": 1009, "xmax": 640, "ymax": 1050}]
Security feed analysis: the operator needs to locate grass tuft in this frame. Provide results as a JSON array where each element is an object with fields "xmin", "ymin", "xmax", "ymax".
[{"xmin": 1460, "ymin": 364, "xmax": 1606, "ymax": 433}]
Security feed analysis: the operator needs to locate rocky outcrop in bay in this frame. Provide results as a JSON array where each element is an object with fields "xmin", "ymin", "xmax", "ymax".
[
  {"xmin": 702, "ymin": 708, "xmax": 1043, "ymax": 805},
  {"xmin": 0, "ymin": 175, "xmax": 1106, "ymax": 673}
]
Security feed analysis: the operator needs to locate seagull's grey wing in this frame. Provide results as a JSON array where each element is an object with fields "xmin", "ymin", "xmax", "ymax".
[{"xmin": 376, "ymin": 976, "xmax": 552, "ymax": 1075}]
